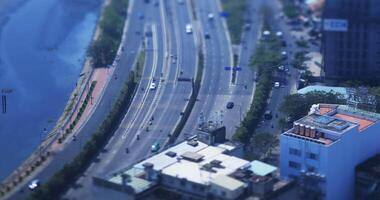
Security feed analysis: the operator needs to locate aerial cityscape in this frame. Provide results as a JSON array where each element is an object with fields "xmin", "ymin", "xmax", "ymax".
[{"xmin": 0, "ymin": 0, "xmax": 379, "ymax": 199}]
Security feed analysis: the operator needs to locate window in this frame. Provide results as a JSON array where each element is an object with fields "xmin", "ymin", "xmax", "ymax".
[
  {"xmin": 307, "ymin": 152, "xmax": 319, "ymax": 160},
  {"xmin": 307, "ymin": 165, "xmax": 316, "ymax": 172},
  {"xmin": 289, "ymin": 148, "xmax": 301, "ymax": 156},
  {"xmin": 289, "ymin": 161, "xmax": 301, "ymax": 169}
]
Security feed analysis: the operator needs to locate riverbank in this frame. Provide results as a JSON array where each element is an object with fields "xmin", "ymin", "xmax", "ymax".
[
  {"xmin": 0, "ymin": 0, "xmax": 108, "ymax": 196},
  {"xmin": 52, "ymin": 0, "xmax": 111, "ymax": 134}
]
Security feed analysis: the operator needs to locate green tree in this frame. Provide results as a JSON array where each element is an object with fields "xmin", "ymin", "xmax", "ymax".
[
  {"xmin": 250, "ymin": 132, "xmax": 278, "ymax": 160},
  {"xmin": 280, "ymin": 91, "xmax": 345, "ymax": 122}
]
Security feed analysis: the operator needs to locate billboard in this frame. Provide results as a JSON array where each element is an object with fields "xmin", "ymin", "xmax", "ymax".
[{"xmin": 323, "ymin": 19, "xmax": 348, "ymax": 32}]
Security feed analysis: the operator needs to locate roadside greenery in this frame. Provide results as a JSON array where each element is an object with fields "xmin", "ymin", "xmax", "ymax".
[
  {"xmin": 29, "ymin": 72, "xmax": 137, "ymax": 200},
  {"xmin": 296, "ymin": 39, "xmax": 309, "ymax": 48},
  {"xmin": 279, "ymin": 91, "xmax": 345, "ymax": 128},
  {"xmin": 221, "ymin": 0, "xmax": 246, "ymax": 44},
  {"xmin": 292, "ymin": 51, "xmax": 309, "ymax": 69},
  {"xmin": 59, "ymin": 81, "xmax": 97, "ymax": 143},
  {"xmin": 233, "ymin": 27, "xmax": 282, "ymax": 143},
  {"xmin": 246, "ymin": 132, "xmax": 278, "ymax": 160},
  {"xmin": 88, "ymin": 0, "xmax": 129, "ymax": 67},
  {"xmin": 280, "ymin": 0, "xmax": 301, "ymax": 19}
]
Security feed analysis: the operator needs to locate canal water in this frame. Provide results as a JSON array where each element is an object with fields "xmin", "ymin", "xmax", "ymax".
[{"xmin": 0, "ymin": 0, "xmax": 102, "ymax": 180}]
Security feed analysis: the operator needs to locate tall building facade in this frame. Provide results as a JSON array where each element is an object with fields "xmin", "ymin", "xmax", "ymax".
[
  {"xmin": 322, "ymin": 0, "xmax": 380, "ymax": 79},
  {"xmin": 280, "ymin": 104, "xmax": 380, "ymax": 200}
]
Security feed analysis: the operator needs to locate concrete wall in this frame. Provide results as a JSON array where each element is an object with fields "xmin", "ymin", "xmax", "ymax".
[{"xmin": 280, "ymin": 122, "xmax": 380, "ymax": 200}]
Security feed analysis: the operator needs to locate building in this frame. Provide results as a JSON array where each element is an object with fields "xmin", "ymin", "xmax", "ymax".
[
  {"xmin": 355, "ymin": 154, "xmax": 380, "ymax": 199},
  {"xmin": 280, "ymin": 104, "xmax": 380, "ymax": 200},
  {"xmin": 322, "ymin": 0, "xmax": 380, "ymax": 79},
  {"xmin": 94, "ymin": 130, "xmax": 279, "ymax": 200}
]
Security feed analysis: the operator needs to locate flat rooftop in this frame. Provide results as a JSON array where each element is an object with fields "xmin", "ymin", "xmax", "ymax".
[
  {"xmin": 161, "ymin": 146, "xmax": 249, "ymax": 185},
  {"xmin": 296, "ymin": 113, "xmax": 354, "ymax": 133},
  {"xmin": 107, "ymin": 139, "xmax": 245, "ymax": 190},
  {"xmin": 297, "ymin": 104, "xmax": 380, "ymax": 133},
  {"xmin": 285, "ymin": 104, "xmax": 380, "ymax": 146}
]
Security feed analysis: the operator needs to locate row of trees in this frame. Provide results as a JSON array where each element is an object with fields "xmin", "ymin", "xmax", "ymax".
[
  {"xmin": 221, "ymin": 0, "xmax": 246, "ymax": 44},
  {"xmin": 233, "ymin": 29, "xmax": 282, "ymax": 143},
  {"xmin": 29, "ymin": 72, "xmax": 137, "ymax": 200},
  {"xmin": 87, "ymin": 0, "xmax": 129, "ymax": 67}
]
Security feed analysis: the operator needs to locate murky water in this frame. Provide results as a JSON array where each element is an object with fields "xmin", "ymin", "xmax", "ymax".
[{"xmin": 0, "ymin": 0, "xmax": 102, "ymax": 180}]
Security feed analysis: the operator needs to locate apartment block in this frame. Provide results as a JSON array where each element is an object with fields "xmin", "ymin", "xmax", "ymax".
[{"xmin": 280, "ymin": 104, "xmax": 380, "ymax": 200}]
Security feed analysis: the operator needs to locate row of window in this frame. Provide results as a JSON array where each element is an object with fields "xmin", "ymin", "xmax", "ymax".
[
  {"xmin": 288, "ymin": 161, "xmax": 316, "ymax": 172},
  {"xmin": 289, "ymin": 148, "xmax": 319, "ymax": 160}
]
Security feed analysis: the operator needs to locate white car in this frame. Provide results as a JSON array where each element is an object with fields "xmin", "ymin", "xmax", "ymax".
[
  {"xmin": 28, "ymin": 179, "xmax": 40, "ymax": 190},
  {"xmin": 274, "ymin": 82, "xmax": 280, "ymax": 88},
  {"xmin": 185, "ymin": 24, "xmax": 192, "ymax": 34},
  {"xmin": 150, "ymin": 82, "xmax": 156, "ymax": 90},
  {"xmin": 208, "ymin": 13, "xmax": 214, "ymax": 20}
]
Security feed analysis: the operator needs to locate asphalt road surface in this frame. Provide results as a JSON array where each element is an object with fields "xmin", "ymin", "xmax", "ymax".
[{"xmin": 63, "ymin": 0, "xmax": 197, "ymax": 199}]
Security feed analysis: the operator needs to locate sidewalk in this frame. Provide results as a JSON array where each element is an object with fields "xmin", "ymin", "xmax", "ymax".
[{"xmin": 50, "ymin": 67, "xmax": 114, "ymax": 153}]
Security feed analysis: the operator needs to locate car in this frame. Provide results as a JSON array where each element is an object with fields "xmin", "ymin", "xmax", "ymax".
[
  {"xmin": 208, "ymin": 13, "xmax": 214, "ymax": 20},
  {"xmin": 185, "ymin": 24, "xmax": 192, "ymax": 34},
  {"xmin": 276, "ymin": 31, "xmax": 283, "ymax": 38},
  {"xmin": 151, "ymin": 142, "xmax": 160, "ymax": 152},
  {"xmin": 205, "ymin": 33, "xmax": 210, "ymax": 39},
  {"xmin": 28, "ymin": 179, "xmax": 40, "ymax": 190},
  {"xmin": 274, "ymin": 82, "xmax": 280, "ymax": 88},
  {"xmin": 278, "ymin": 65, "xmax": 285, "ymax": 71},
  {"xmin": 264, "ymin": 110, "xmax": 273, "ymax": 120},
  {"xmin": 178, "ymin": 0, "xmax": 184, "ymax": 5},
  {"xmin": 244, "ymin": 23, "xmax": 251, "ymax": 31},
  {"xmin": 150, "ymin": 82, "xmax": 156, "ymax": 90},
  {"xmin": 226, "ymin": 102, "xmax": 234, "ymax": 109},
  {"xmin": 281, "ymin": 51, "xmax": 287, "ymax": 60}
]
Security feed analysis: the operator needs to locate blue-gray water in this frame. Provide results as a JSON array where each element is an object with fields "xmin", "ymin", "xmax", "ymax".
[{"xmin": 0, "ymin": 0, "xmax": 102, "ymax": 180}]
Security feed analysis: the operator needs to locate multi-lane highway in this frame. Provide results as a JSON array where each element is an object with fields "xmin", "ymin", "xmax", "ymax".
[
  {"xmin": 180, "ymin": 0, "xmax": 264, "ymax": 140},
  {"xmin": 64, "ymin": 0, "xmax": 197, "ymax": 198},
  {"xmin": 7, "ymin": 0, "xmax": 268, "ymax": 199},
  {"xmin": 5, "ymin": 0, "xmax": 146, "ymax": 199}
]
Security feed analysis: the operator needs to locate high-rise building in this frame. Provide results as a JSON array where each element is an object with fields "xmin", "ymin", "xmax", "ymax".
[
  {"xmin": 280, "ymin": 104, "xmax": 380, "ymax": 200},
  {"xmin": 322, "ymin": 0, "xmax": 380, "ymax": 79}
]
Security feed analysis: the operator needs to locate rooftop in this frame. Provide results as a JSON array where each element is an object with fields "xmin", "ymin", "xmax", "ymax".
[
  {"xmin": 284, "ymin": 104, "xmax": 380, "ymax": 145},
  {"xmin": 210, "ymin": 175, "xmax": 245, "ymax": 191},
  {"xmin": 161, "ymin": 146, "xmax": 249, "ymax": 185},
  {"xmin": 297, "ymin": 104, "xmax": 380, "ymax": 133},
  {"xmin": 107, "ymin": 139, "xmax": 246, "ymax": 191},
  {"xmin": 248, "ymin": 160, "xmax": 277, "ymax": 177}
]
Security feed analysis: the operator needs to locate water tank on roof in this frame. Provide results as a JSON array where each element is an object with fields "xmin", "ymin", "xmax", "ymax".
[
  {"xmin": 305, "ymin": 125, "xmax": 311, "ymax": 137},
  {"xmin": 299, "ymin": 124, "xmax": 305, "ymax": 136},
  {"xmin": 293, "ymin": 122, "xmax": 300, "ymax": 134}
]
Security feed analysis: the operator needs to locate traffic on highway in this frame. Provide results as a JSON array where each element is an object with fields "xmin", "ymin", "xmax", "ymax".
[{"xmin": 1, "ymin": 0, "xmax": 312, "ymax": 199}]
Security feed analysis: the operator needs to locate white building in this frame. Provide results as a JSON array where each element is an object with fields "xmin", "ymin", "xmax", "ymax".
[{"xmin": 280, "ymin": 104, "xmax": 380, "ymax": 200}]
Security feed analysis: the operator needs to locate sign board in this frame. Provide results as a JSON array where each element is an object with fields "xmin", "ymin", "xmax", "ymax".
[
  {"xmin": 323, "ymin": 19, "xmax": 348, "ymax": 32},
  {"xmin": 233, "ymin": 67, "xmax": 242, "ymax": 71}
]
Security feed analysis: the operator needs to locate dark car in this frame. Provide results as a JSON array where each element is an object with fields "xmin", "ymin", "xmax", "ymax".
[
  {"xmin": 226, "ymin": 102, "xmax": 234, "ymax": 109},
  {"xmin": 205, "ymin": 33, "xmax": 210, "ymax": 39}
]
